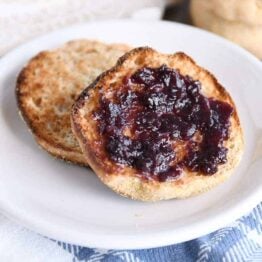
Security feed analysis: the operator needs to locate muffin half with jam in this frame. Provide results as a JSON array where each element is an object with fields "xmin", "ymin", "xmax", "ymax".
[{"xmin": 71, "ymin": 47, "xmax": 244, "ymax": 201}]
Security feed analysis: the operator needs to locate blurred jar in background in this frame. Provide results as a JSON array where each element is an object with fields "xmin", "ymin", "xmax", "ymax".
[{"xmin": 190, "ymin": 0, "xmax": 262, "ymax": 59}]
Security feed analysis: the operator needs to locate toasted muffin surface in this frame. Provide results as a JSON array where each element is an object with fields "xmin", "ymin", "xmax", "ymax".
[
  {"xmin": 16, "ymin": 40, "xmax": 131, "ymax": 165},
  {"xmin": 72, "ymin": 47, "xmax": 244, "ymax": 201}
]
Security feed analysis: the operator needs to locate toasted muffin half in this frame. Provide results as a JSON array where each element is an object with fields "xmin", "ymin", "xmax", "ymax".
[
  {"xmin": 71, "ymin": 47, "xmax": 244, "ymax": 201},
  {"xmin": 16, "ymin": 40, "xmax": 131, "ymax": 165}
]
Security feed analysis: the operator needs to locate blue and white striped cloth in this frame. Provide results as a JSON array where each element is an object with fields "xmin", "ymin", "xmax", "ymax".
[{"xmin": 0, "ymin": 203, "xmax": 261, "ymax": 261}]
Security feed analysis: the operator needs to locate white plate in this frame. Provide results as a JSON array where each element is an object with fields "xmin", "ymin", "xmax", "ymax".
[{"xmin": 0, "ymin": 20, "xmax": 261, "ymax": 250}]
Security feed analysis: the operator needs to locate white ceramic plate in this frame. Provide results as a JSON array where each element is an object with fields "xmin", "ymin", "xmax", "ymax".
[{"xmin": 0, "ymin": 20, "xmax": 261, "ymax": 250}]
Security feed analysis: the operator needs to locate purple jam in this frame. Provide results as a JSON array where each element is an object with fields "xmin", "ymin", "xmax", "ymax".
[{"xmin": 94, "ymin": 65, "xmax": 233, "ymax": 182}]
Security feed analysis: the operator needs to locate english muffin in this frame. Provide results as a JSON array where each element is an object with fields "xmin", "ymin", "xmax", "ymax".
[
  {"xmin": 190, "ymin": 0, "xmax": 262, "ymax": 58},
  {"xmin": 72, "ymin": 47, "xmax": 244, "ymax": 201},
  {"xmin": 16, "ymin": 40, "xmax": 131, "ymax": 165}
]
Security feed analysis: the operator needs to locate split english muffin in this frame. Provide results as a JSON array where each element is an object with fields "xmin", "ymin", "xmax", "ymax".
[
  {"xmin": 71, "ymin": 47, "xmax": 244, "ymax": 201},
  {"xmin": 16, "ymin": 40, "xmax": 131, "ymax": 165}
]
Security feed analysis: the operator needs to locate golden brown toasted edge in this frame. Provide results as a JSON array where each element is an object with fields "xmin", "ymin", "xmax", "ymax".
[
  {"xmin": 71, "ymin": 47, "xmax": 244, "ymax": 201},
  {"xmin": 16, "ymin": 40, "xmax": 131, "ymax": 166}
]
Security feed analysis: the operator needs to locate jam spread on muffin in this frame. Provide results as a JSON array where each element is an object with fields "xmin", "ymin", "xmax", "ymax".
[{"xmin": 94, "ymin": 65, "xmax": 233, "ymax": 181}]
